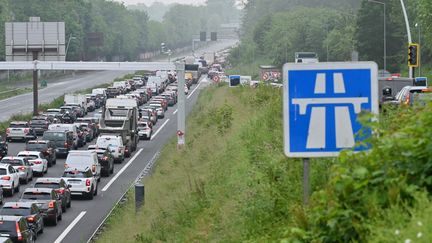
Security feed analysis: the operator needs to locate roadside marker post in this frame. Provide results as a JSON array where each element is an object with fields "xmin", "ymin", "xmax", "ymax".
[
  {"xmin": 135, "ymin": 183, "xmax": 145, "ymax": 212},
  {"xmin": 283, "ymin": 62, "xmax": 379, "ymax": 205}
]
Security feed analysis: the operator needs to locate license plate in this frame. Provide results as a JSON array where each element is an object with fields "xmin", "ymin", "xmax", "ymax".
[{"xmin": 68, "ymin": 181, "xmax": 80, "ymax": 184}]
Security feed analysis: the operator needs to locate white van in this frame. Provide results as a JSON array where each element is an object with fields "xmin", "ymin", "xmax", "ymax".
[{"xmin": 48, "ymin": 124, "xmax": 78, "ymax": 148}]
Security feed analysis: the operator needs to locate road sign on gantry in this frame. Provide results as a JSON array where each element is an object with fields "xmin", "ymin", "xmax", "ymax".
[{"xmin": 283, "ymin": 62, "xmax": 378, "ymax": 157}]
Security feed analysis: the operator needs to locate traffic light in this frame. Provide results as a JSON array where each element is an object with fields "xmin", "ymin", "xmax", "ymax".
[
  {"xmin": 200, "ymin": 31, "xmax": 206, "ymax": 41},
  {"xmin": 210, "ymin": 32, "xmax": 217, "ymax": 41},
  {"xmin": 408, "ymin": 43, "xmax": 419, "ymax": 67}
]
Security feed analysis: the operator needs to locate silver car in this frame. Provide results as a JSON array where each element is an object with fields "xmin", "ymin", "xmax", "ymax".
[{"xmin": 0, "ymin": 156, "xmax": 33, "ymax": 184}]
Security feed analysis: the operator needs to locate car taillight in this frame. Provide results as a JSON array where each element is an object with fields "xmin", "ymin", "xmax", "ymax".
[
  {"xmin": 64, "ymin": 142, "xmax": 68, "ymax": 148},
  {"xmin": 92, "ymin": 165, "xmax": 96, "ymax": 173},
  {"xmin": 102, "ymin": 156, "xmax": 108, "ymax": 161},
  {"xmin": 18, "ymin": 166, "xmax": 26, "ymax": 171},
  {"xmin": 27, "ymin": 216, "xmax": 35, "ymax": 222},
  {"xmin": 86, "ymin": 179, "xmax": 91, "ymax": 186},
  {"xmin": 1, "ymin": 176, "xmax": 10, "ymax": 180},
  {"xmin": 24, "ymin": 128, "xmax": 29, "ymax": 134},
  {"xmin": 55, "ymin": 188, "xmax": 65, "ymax": 194},
  {"xmin": 16, "ymin": 222, "xmax": 22, "ymax": 241},
  {"xmin": 48, "ymin": 201, "xmax": 55, "ymax": 208},
  {"xmin": 64, "ymin": 163, "xmax": 68, "ymax": 168},
  {"xmin": 6, "ymin": 128, "xmax": 10, "ymax": 134},
  {"xmin": 33, "ymin": 160, "xmax": 42, "ymax": 164}
]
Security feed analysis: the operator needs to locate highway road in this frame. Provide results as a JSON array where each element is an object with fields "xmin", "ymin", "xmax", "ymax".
[
  {"xmin": 0, "ymin": 39, "xmax": 237, "ymax": 122},
  {"xmin": 0, "ymin": 39, "xmax": 235, "ymax": 242},
  {"xmin": 4, "ymin": 77, "xmax": 211, "ymax": 243}
]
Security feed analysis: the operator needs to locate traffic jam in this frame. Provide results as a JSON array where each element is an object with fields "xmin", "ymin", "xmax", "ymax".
[{"xmin": 0, "ymin": 69, "xmax": 188, "ymax": 242}]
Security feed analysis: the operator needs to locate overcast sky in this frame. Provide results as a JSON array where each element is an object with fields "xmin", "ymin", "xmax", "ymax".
[{"xmin": 114, "ymin": 0, "xmax": 206, "ymax": 5}]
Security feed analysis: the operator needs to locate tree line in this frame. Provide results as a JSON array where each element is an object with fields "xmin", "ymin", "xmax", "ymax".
[
  {"xmin": 233, "ymin": 0, "xmax": 429, "ymax": 74},
  {"xmin": 0, "ymin": 0, "xmax": 239, "ymax": 61}
]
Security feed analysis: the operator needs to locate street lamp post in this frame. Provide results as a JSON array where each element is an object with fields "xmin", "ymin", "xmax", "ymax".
[
  {"xmin": 65, "ymin": 36, "xmax": 76, "ymax": 60},
  {"xmin": 399, "ymin": 0, "xmax": 413, "ymax": 78},
  {"xmin": 368, "ymin": 0, "xmax": 386, "ymax": 72},
  {"xmin": 415, "ymin": 23, "xmax": 421, "ymax": 76}
]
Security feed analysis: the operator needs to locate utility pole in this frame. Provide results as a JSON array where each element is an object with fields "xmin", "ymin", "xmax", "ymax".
[
  {"xmin": 32, "ymin": 52, "xmax": 38, "ymax": 115},
  {"xmin": 176, "ymin": 61, "xmax": 186, "ymax": 149}
]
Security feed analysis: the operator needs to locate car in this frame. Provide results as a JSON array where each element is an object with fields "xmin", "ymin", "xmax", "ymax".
[
  {"xmin": 0, "ymin": 164, "xmax": 20, "ymax": 196},
  {"xmin": 25, "ymin": 140, "xmax": 56, "ymax": 167},
  {"xmin": 64, "ymin": 151, "xmax": 101, "ymax": 181},
  {"xmin": 137, "ymin": 121, "xmax": 152, "ymax": 140},
  {"xmin": 0, "ymin": 157, "xmax": 33, "ymax": 184},
  {"xmin": 141, "ymin": 107, "xmax": 158, "ymax": 125},
  {"xmin": 87, "ymin": 145, "xmax": 114, "ymax": 177},
  {"xmin": 395, "ymin": 86, "xmax": 429, "ymax": 105},
  {"xmin": 29, "ymin": 116, "xmax": 51, "ymax": 136},
  {"xmin": 0, "ymin": 216, "xmax": 36, "ymax": 243},
  {"xmin": 19, "ymin": 188, "xmax": 62, "ymax": 226},
  {"xmin": 0, "ymin": 137, "xmax": 8, "ymax": 159},
  {"xmin": 74, "ymin": 123, "xmax": 94, "ymax": 142},
  {"xmin": 76, "ymin": 118, "xmax": 99, "ymax": 137},
  {"xmin": 16, "ymin": 151, "xmax": 48, "ymax": 176},
  {"xmin": 6, "ymin": 122, "xmax": 37, "ymax": 142},
  {"xmin": 42, "ymin": 130, "xmax": 75, "ymax": 158},
  {"xmin": 62, "ymin": 167, "xmax": 98, "ymax": 200},
  {"xmin": 148, "ymin": 103, "xmax": 165, "ymax": 119},
  {"xmin": 47, "ymin": 124, "xmax": 79, "ymax": 149},
  {"xmin": 33, "ymin": 178, "xmax": 71, "ymax": 212},
  {"xmin": 0, "ymin": 202, "xmax": 44, "ymax": 235},
  {"xmin": 96, "ymin": 135, "xmax": 125, "ymax": 163},
  {"xmin": 45, "ymin": 108, "xmax": 62, "ymax": 121}
]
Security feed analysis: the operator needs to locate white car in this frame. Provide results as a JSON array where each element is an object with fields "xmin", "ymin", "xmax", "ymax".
[
  {"xmin": 0, "ymin": 156, "xmax": 33, "ymax": 184},
  {"xmin": 149, "ymin": 103, "xmax": 165, "ymax": 118},
  {"xmin": 137, "ymin": 121, "xmax": 152, "ymax": 140},
  {"xmin": 0, "ymin": 164, "xmax": 20, "ymax": 196},
  {"xmin": 64, "ymin": 150, "xmax": 101, "ymax": 181},
  {"xmin": 16, "ymin": 151, "xmax": 48, "ymax": 176},
  {"xmin": 62, "ymin": 167, "xmax": 98, "ymax": 199},
  {"xmin": 96, "ymin": 135, "xmax": 125, "ymax": 163}
]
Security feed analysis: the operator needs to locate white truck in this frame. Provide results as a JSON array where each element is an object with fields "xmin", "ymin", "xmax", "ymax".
[
  {"xmin": 295, "ymin": 52, "xmax": 319, "ymax": 63},
  {"xmin": 98, "ymin": 98, "xmax": 139, "ymax": 156},
  {"xmin": 64, "ymin": 94, "xmax": 88, "ymax": 114}
]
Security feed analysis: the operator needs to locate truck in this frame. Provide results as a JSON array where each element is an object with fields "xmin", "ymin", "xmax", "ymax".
[
  {"xmin": 203, "ymin": 52, "xmax": 215, "ymax": 66},
  {"xmin": 64, "ymin": 94, "xmax": 87, "ymax": 114},
  {"xmin": 98, "ymin": 98, "xmax": 139, "ymax": 153},
  {"xmin": 378, "ymin": 77, "xmax": 414, "ymax": 104},
  {"xmin": 295, "ymin": 52, "xmax": 319, "ymax": 63}
]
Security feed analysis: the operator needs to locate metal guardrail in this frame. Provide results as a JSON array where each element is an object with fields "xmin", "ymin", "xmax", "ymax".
[{"xmin": 87, "ymin": 150, "xmax": 161, "ymax": 242}]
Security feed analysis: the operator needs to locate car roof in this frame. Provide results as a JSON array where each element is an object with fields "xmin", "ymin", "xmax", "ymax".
[
  {"xmin": 10, "ymin": 121, "xmax": 27, "ymax": 124},
  {"xmin": 2, "ymin": 156, "xmax": 25, "ymax": 161},
  {"xmin": 34, "ymin": 177, "xmax": 63, "ymax": 183},
  {"xmin": 23, "ymin": 187, "xmax": 53, "ymax": 193},
  {"xmin": 0, "ymin": 164, "xmax": 10, "ymax": 169},
  {"xmin": 27, "ymin": 140, "xmax": 49, "ymax": 144},
  {"xmin": 3, "ymin": 201, "xmax": 35, "ymax": 208},
  {"xmin": 0, "ymin": 215, "xmax": 23, "ymax": 221},
  {"xmin": 17, "ymin": 151, "xmax": 40, "ymax": 156}
]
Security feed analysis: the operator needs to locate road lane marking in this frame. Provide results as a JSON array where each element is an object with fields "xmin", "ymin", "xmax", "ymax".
[
  {"xmin": 173, "ymin": 109, "xmax": 178, "ymax": 115},
  {"xmin": 54, "ymin": 211, "xmax": 87, "ymax": 243},
  {"xmin": 151, "ymin": 119, "xmax": 170, "ymax": 141},
  {"xmin": 187, "ymin": 82, "xmax": 202, "ymax": 99},
  {"xmin": 102, "ymin": 148, "xmax": 143, "ymax": 192}
]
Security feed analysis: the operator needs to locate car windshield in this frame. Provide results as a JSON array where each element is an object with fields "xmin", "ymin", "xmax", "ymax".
[
  {"xmin": 18, "ymin": 155, "xmax": 38, "ymax": 160},
  {"xmin": 0, "ymin": 208, "xmax": 31, "ymax": 216},
  {"xmin": 10, "ymin": 123, "xmax": 27, "ymax": 128},
  {"xmin": 66, "ymin": 154, "xmax": 93, "ymax": 166},
  {"xmin": 43, "ymin": 132, "xmax": 65, "ymax": 140},
  {"xmin": 97, "ymin": 138, "xmax": 120, "ymax": 147},
  {"xmin": 26, "ymin": 144, "xmax": 47, "ymax": 150},
  {"xmin": 0, "ymin": 221, "xmax": 17, "ymax": 233},
  {"xmin": 34, "ymin": 182, "xmax": 60, "ymax": 189},
  {"xmin": 22, "ymin": 192, "xmax": 51, "ymax": 200},
  {"xmin": 63, "ymin": 170, "xmax": 90, "ymax": 178},
  {"xmin": 0, "ymin": 159, "xmax": 24, "ymax": 166},
  {"xmin": 30, "ymin": 119, "xmax": 46, "ymax": 124}
]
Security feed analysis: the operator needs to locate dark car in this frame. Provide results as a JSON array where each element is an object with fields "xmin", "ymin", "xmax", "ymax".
[
  {"xmin": 87, "ymin": 145, "xmax": 114, "ymax": 177},
  {"xmin": 42, "ymin": 131, "xmax": 74, "ymax": 158},
  {"xmin": 25, "ymin": 140, "xmax": 56, "ymax": 167},
  {"xmin": 29, "ymin": 116, "xmax": 51, "ymax": 136},
  {"xmin": 0, "ymin": 216, "xmax": 35, "ymax": 243},
  {"xmin": 0, "ymin": 136, "xmax": 8, "ymax": 159},
  {"xmin": 0, "ymin": 202, "xmax": 44, "ymax": 235},
  {"xmin": 33, "ymin": 178, "xmax": 71, "ymax": 212},
  {"xmin": 19, "ymin": 188, "xmax": 62, "ymax": 226}
]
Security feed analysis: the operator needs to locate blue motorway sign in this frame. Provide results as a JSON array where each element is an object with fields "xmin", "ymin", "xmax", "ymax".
[{"xmin": 283, "ymin": 62, "xmax": 378, "ymax": 157}]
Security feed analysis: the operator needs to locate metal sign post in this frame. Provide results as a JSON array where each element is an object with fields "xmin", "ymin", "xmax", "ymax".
[
  {"xmin": 283, "ymin": 62, "xmax": 379, "ymax": 205},
  {"xmin": 32, "ymin": 52, "xmax": 38, "ymax": 115}
]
